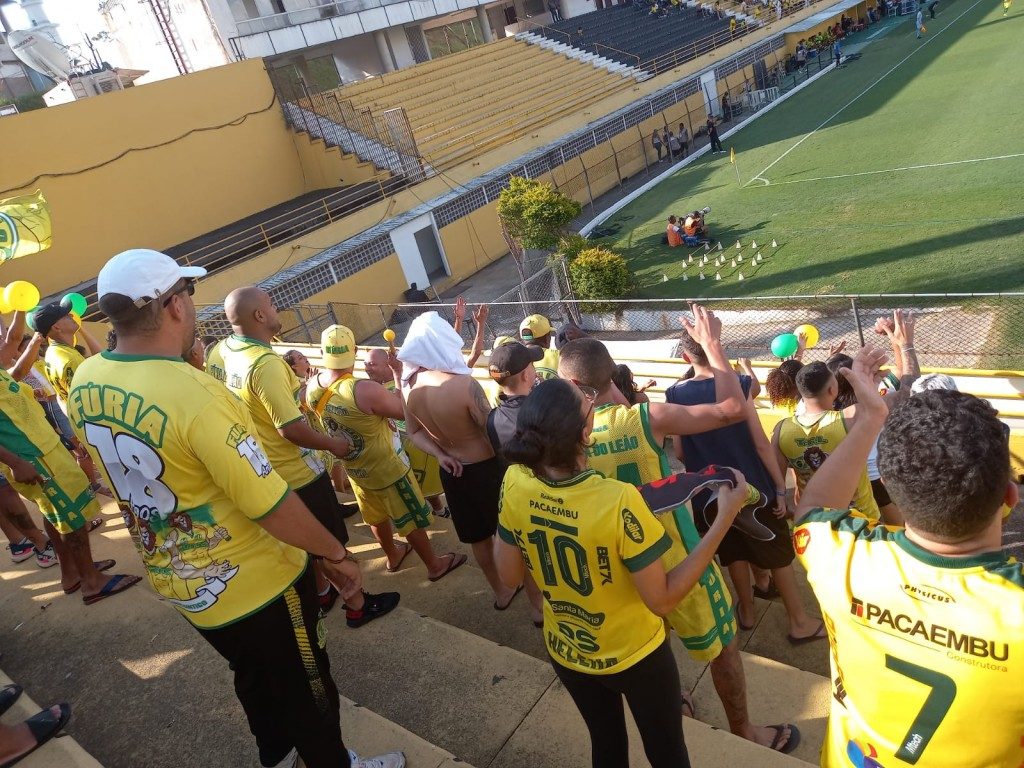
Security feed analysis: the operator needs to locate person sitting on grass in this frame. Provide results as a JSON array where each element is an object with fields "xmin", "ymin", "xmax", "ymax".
[
  {"xmin": 684, "ymin": 209, "xmax": 711, "ymax": 241},
  {"xmin": 666, "ymin": 215, "xmax": 685, "ymax": 247}
]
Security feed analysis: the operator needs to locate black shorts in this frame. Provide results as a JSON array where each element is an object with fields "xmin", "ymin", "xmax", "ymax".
[
  {"xmin": 693, "ymin": 493, "xmax": 794, "ymax": 569},
  {"xmin": 439, "ymin": 457, "xmax": 502, "ymax": 544},
  {"xmin": 296, "ymin": 472, "xmax": 349, "ymax": 547},
  {"xmin": 870, "ymin": 478, "xmax": 892, "ymax": 509}
]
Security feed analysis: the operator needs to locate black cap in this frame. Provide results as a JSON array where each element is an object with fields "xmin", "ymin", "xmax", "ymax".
[
  {"xmin": 489, "ymin": 342, "xmax": 544, "ymax": 381},
  {"xmin": 30, "ymin": 302, "xmax": 71, "ymax": 337}
]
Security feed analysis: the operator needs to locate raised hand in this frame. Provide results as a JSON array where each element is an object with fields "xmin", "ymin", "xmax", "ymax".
[
  {"xmin": 681, "ymin": 303, "xmax": 723, "ymax": 347},
  {"xmin": 454, "ymin": 296, "xmax": 467, "ymax": 324},
  {"xmin": 837, "ymin": 346, "xmax": 888, "ymax": 421},
  {"xmin": 473, "ymin": 303, "xmax": 489, "ymax": 326},
  {"xmin": 882, "ymin": 309, "xmax": 915, "ymax": 348}
]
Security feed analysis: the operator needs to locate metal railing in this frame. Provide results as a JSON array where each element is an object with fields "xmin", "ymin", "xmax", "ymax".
[{"xmin": 594, "ymin": 42, "xmax": 642, "ymax": 67}]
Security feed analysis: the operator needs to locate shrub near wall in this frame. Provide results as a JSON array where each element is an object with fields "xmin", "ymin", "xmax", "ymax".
[{"xmin": 569, "ymin": 247, "xmax": 632, "ymax": 312}]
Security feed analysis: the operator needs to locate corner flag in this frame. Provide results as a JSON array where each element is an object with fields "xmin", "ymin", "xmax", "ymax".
[{"xmin": 729, "ymin": 147, "xmax": 736, "ymax": 164}]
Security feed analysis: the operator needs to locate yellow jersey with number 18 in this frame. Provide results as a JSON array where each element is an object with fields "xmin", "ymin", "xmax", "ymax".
[
  {"xmin": 218, "ymin": 335, "xmax": 323, "ymax": 490},
  {"xmin": 795, "ymin": 507, "xmax": 1024, "ymax": 768},
  {"xmin": 498, "ymin": 465, "xmax": 670, "ymax": 674},
  {"xmin": 778, "ymin": 411, "xmax": 879, "ymax": 519},
  {"xmin": 67, "ymin": 352, "xmax": 307, "ymax": 630}
]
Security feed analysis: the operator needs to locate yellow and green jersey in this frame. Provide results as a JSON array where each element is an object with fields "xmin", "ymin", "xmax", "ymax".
[
  {"xmin": 67, "ymin": 351, "xmax": 307, "ymax": 629},
  {"xmin": 795, "ymin": 507, "xmax": 1024, "ymax": 768},
  {"xmin": 217, "ymin": 335, "xmax": 323, "ymax": 489},
  {"xmin": 205, "ymin": 340, "xmax": 226, "ymax": 383},
  {"xmin": 43, "ymin": 340, "xmax": 85, "ymax": 405},
  {"xmin": 498, "ymin": 464, "xmax": 670, "ymax": 674},
  {"xmin": 586, "ymin": 402, "xmax": 735, "ymax": 660},
  {"xmin": 0, "ymin": 368, "xmax": 61, "ymax": 459},
  {"xmin": 778, "ymin": 410, "xmax": 880, "ymax": 519},
  {"xmin": 533, "ymin": 346, "xmax": 560, "ymax": 381},
  {"xmin": 307, "ymin": 374, "xmax": 406, "ymax": 490}
]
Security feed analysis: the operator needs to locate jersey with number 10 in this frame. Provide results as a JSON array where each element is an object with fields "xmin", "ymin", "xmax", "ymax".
[
  {"xmin": 67, "ymin": 352, "xmax": 307, "ymax": 629},
  {"xmin": 795, "ymin": 507, "xmax": 1024, "ymax": 768}
]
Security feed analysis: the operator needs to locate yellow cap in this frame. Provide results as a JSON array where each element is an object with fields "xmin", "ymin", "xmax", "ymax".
[
  {"xmin": 321, "ymin": 324, "xmax": 356, "ymax": 369},
  {"xmin": 519, "ymin": 314, "xmax": 552, "ymax": 342},
  {"xmin": 492, "ymin": 335, "xmax": 516, "ymax": 350}
]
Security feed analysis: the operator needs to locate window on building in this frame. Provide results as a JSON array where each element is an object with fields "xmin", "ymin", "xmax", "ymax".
[{"xmin": 424, "ymin": 19, "xmax": 485, "ymax": 58}]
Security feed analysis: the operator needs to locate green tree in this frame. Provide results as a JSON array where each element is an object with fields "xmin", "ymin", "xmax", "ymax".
[
  {"xmin": 568, "ymin": 247, "xmax": 632, "ymax": 313},
  {"xmin": 497, "ymin": 176, "xmax": 582, "ymax": 290}
]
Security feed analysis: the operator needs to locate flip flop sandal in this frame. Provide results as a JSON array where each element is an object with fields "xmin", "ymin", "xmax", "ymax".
[
  {"xmin": 0, "ymin": 685, "xmax": 23, "ymax": 717},
  {"xmin": 736, "ymin": 604, "xmax": 756, "ymax": 632},
  {"xmin": 681, "ymin": 690, "xmax": 696, "ymax": 719},
  {"xmin": 767, "ymin": 723, "xmax": 801, "ymax": 754},
  {"xmin": 752, "ymin": 579, "xmax": 780, "ymax": 600},
  {"xmin": 0, "ymin": 702, "xmax": 72, "ymax": 768},
  {"xmin": 428, "ymin": 552, "xmax": 467, "ymax": 583},
  {"xmin": 63, "ymin": 559, "xmax": 117, "ymax": 594},
  {"xmin": 787, "ymin": 621, "xmax": 827, "ymax": 645},
  {"xmin": 88, "ymin": 518, "xmax": 104, "ymax": 533},
  {"xmin": 82, "ymin": 574, "xmax": 142, "ymax": 605},
  {"xmin": 494, "ymin": 582, "xmax": 524, "ymax": 610},
  {"xmin": 385, "ymin": 542, "xmax": 413, "ymax": 573}
]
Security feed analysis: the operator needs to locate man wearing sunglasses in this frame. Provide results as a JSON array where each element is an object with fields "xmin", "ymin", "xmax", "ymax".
[{"xmin": 68, "ymin": 249, "xmax": 405, "ymax": 768}]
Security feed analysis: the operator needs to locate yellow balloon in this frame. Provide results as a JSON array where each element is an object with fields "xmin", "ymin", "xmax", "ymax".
[
  {"xmin": 794, "ymin": 323, "xmax": 820, "ymax": 348},
  {"xmin": 3, "ymin": 281, "xmax": 40, "ymax": 312}
]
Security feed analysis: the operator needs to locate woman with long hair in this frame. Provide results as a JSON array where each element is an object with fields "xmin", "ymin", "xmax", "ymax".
[{"xmin": 494, "ymin": 378, "xmax": 747, "ymax": 768}]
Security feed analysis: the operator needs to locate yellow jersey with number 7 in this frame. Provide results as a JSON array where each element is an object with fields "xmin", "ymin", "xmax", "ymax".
[{"xmin": 795, "ymin": 508, "xmax": 1024, "ymax": 768}]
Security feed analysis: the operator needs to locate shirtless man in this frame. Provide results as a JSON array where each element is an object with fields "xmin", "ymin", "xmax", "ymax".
[{"xmin": 402, "ymin": 313, "xmax": 519, "ymax": 609}]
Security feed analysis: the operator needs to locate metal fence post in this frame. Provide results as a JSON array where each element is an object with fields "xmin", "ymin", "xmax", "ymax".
[
  {"xmin": 851, "ymin": 297, "xmax": 866, "ymax": 346},
  {"xmin": 581, "ymin": 166, "xmax": 596, "ymax": 211}
]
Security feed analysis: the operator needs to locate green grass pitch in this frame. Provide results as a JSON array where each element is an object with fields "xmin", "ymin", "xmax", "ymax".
[{"xmin": 592, "ymin": 0, "xmax": 1024, "ymax": 298}]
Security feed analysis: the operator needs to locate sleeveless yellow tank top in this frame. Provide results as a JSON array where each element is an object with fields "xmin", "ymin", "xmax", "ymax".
[
  {"xmin": 314, "ymin": 375, "xmax": 406, "ymax": 490},
  {"xmin": 778, "ymin": 410, "xmax": 880, "ymax": 519}
]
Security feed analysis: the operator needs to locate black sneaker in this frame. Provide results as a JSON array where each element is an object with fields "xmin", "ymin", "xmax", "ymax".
[
  {"xmin": 346, "ymin": 591, "xmax": 400, "ymax": 628},
  {"xmin": 319, "ymin": 583, "xmax": 340, "ymax": 616}
]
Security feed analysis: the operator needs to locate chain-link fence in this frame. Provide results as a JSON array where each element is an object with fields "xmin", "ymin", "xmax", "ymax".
[{"xmin": 197, "ymin": 274, "xmax": 1024, "ymax": 371}]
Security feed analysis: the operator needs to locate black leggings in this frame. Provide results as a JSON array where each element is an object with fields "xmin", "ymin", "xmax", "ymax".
[{"xmin": 552, "ymin": 637, "xmax": 690, "ymax": 768}]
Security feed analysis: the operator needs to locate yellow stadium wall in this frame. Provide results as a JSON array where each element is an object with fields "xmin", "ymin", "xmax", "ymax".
[
  {"xmin": 0, "ymin": 59, "xmax": 312, "ymax": 299},
  {"xmin": 291, "ymin": 133, "xmax": 387, "ymax": 190}
]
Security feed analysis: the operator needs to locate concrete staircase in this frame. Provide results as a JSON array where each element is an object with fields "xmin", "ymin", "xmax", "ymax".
[
  {"xmin": 516, "ymin": 31, "xmax": 654, "ymax": 82},
  {"xmin": 0, "ymin": 488, "xmax": 831, "ymax": 768}
]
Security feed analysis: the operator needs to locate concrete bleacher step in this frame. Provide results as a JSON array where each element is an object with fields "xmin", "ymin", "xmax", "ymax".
[
  {"xmin": 516, "ymin": 31, "xmax": 652, "ymax": 81},
  {"xmin": 343, "ymin": 518, "xmax": 830, "ymax": 765},
  {"xmin": 0, "ymin": 670, "xmax": 103, "ymax": 768}
]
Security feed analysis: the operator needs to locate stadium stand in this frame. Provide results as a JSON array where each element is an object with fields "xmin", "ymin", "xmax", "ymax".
[
  {"xmin": 321, "ymin": 38, "xmax": 640, "ymax": 170},
  {"xmin": 527, "ymin": 3, "xmax": 747, "ymax": 71}
]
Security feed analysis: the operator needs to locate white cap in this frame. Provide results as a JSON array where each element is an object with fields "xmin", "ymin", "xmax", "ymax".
[
  {"xmin": 911, "ymin": 373, "xmax": 958, "ymax": 394},
  {"xmin": 98, "ymin": 249, "xmax": 207, "ymax": 307}
]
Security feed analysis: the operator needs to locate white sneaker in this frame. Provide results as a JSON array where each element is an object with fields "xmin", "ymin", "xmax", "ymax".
[
  {"xmin": 34, "ymin": 541, "xmax": 58, "ymax": 569},
  {"xmin": 271, "ymin": 748, "xmax": 298, "ymax": 768},
  {"xmin": 348, "ymin": 748, "xmax": 405, "ymax": 768}
]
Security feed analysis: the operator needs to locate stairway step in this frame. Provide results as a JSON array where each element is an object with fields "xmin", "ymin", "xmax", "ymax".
[
  {"xmin": 488, "ymin": 669, "xmax": 810, "ymax": 767},
  {"xmin": 340, "ymin": 695, "xmax": 471, "ymax": 768},
  {"xmin": 0, "ymin": 669, "xmax": 103, "ymax": 767}
]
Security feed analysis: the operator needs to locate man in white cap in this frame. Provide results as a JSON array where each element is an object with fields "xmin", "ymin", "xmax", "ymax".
[
  {"xmin": 69, "ymin": 249, "xmax": 405, "ymax": 768},
  {"xmin": 306, "ymin": 325, "xmax": 466, "ymax": 580},
  {"xmin": 519, "ymin": 314, "xmax": 559, "ymax": 380},
  {"xmin": 218, "ymin": 286, "xmax": 399, "ymax": 627},
  {"xmin": 402, "ymin": 312, "xmax": 521, "ymax": 610}
]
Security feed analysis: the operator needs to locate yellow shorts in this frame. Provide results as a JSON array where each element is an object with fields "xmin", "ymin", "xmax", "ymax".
[
  {"xmin": 658, "ymin": 506, "xmax": 736, "ymax": 662},
  {"xmin": 9, "ymin": 446, "xmax": 100, "ymax": 534},
  {"xmin": 402, "ymin": 438, "xmax": 443, "ymax": 498},
  {"xmin": 352, "ymin": 469, "xmax": 431, "ymax": 536}
]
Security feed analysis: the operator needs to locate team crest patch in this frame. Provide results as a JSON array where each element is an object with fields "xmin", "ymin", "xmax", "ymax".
[
  {"xmin": 793, "ymin": 528, "xmax": 811, "ymax": 555},
  {"xmin": 621, "ymin": 508, "xmax": 645, "ymax": 543}
]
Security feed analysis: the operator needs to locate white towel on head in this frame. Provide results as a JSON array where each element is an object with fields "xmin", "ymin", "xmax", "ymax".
[{"xmin": 398, "ymin": 311, "xmax": 471, "ymax": 385}]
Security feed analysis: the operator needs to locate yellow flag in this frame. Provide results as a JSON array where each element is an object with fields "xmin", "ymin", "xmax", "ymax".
[
  {"xmin": 729, "ymin": 147, "xmax": 736, "ymax": 164},
  {"xmin": 0, "ymin": 191, "xmax": 52, "ymax": 262}
]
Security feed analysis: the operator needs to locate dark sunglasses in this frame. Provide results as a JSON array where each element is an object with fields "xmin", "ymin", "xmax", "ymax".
[{"xmin": 162, "ymin": 279, "xmax": 196, "ymax": 306}]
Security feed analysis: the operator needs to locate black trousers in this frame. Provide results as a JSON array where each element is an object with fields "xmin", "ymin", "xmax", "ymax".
[
  {"xmin": 552, "ymin": 638, "xmax": 690, "ymax": 768},
  {"xmin": 710, "ymin": 135, "xmax": 724, "ymax": 152},
  {"xmin": 199, "ymin": 566, "xmax": 349, "ymax": 768}
]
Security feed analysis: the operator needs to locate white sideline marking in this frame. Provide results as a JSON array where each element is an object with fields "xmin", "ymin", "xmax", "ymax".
[
  {"xmin": 744, "ymin": 0, "xmax": 988, "ymax": 187},
  {"xmin": 755, "ymin": 152, "xmax": 1024, "ymax": 186}
]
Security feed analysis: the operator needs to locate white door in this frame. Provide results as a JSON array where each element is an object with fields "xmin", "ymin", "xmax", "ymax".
[{"xmin": 700, "ymin": 71, "xmax": 720, "ymax": 118}]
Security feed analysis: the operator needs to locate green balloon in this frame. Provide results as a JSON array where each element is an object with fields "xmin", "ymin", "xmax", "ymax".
[
  {"xmin": 61, "ymin": 292, "xmax": 88, "ymax": 316},
  {"xmin": 771, "ymin": 333, "xmax": 799, "ymax": 358}
]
